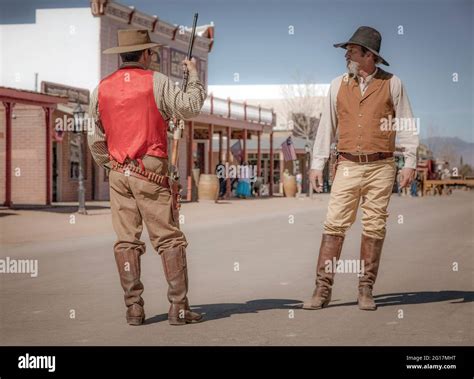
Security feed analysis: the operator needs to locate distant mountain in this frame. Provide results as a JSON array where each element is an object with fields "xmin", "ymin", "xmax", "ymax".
[{"xmin": 421, "ymin": 137, "xmax": 474, "ymax": 167}]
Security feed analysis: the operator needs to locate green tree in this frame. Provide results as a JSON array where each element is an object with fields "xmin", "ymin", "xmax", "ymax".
[{"xmin": 460, "ymin": 164, "xmax": 473, "ymax": 178}]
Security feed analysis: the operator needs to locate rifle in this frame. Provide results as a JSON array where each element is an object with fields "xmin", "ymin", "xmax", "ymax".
[{"xmin": 169, "ymin": 13, "xmax": 199, "ymax": 210}]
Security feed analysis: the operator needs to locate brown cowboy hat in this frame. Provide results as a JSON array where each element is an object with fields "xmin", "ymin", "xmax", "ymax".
[
  {"xmin": 103, "ymin": 29, "xmax": 160, "ymax": 54},
  {"xmin": 333, "ymin": 26, "xmax": 389, "ymax": 66}
]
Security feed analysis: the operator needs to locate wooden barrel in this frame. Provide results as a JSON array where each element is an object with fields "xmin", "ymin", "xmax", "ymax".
[
  {"xmin": 198, "ymin": 174, "xmax": 219, "ymax": 201},
  {"xmin": 283, "ymin": 175, "xmax": 297, "ymax": 197}
]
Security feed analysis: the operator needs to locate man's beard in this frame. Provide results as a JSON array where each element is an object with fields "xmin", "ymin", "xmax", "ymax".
[{"xmin": 347, "ymin": 60, "xmax": 360, "ymax": 76}]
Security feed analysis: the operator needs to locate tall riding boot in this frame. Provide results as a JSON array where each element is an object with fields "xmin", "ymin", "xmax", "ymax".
[
  {"xmin": 161, "ymin": 246, "xmax": 203, "ymax": 325},
  {"xmin": 358, "ymin": 234, "xmax": 384, "ymax": 311},
  {"xmin": 114, "ymin": 245, "xmax": 146, "ymax": 325},
  {"xmin": 303, "ymin": 234, "xmax": 344, "ymax": 310}
]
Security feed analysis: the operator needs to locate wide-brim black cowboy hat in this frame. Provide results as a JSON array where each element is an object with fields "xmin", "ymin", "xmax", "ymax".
[{"xmin": 333, "ymin": 26, "xmax": 389, "ymax": 66}]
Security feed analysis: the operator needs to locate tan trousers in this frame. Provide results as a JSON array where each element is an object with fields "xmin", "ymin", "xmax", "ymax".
[
  {"xmin": 109, "ymin": 156, "xmax": 187, "ymax": 256},
  {"xmin": 324, "ymin": 157, "xmax": 397, "ymax": 240}
]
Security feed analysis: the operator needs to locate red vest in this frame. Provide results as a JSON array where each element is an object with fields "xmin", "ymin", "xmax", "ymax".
[{"xmin": 98, "ymin": 67, "xmax": 168, "ymax": 163}]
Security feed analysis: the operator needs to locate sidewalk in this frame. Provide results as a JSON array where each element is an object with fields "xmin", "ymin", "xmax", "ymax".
[{"xmin": 0, "ymin": 195, "xmax": 328, "ymax": 247}]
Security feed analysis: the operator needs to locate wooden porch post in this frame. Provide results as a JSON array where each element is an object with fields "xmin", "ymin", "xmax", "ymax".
[
  {"xmin": 218, "ymin": 131, "xmax": 223, "ymax": 163},
  {"xmin": 3, "ymin": 102, "xmax": 14, "ymax": 207},
  {"xmin": 44, "ymin": 107, "xmax": 52, "ymax": 205},
  {"xmin": 208, "ymin": 124, "xmax": 213, "ymax": 174},
  {"xmin": 226, "ymin": 126, "xmax": 231, "ymax": 198},
  {"xmin": 257, "ymin": 131, "xmax": 262, "ymax": 177},
  {"xmin": 269, "ymin": 131, "xmax": 274, "ymax": 196},
  {"xmin": 257, "ymin": 131, "xmax": 261, "ymax": 197},
  {"xmin": 187, "ymin": 121, "xmax": 194, "ymax": 201},
  {"xmin": 243, "ymin": 128, "xmax": 247, "ymax": 163}
]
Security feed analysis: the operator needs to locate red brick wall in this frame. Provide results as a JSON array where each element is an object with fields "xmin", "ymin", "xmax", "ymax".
[
  {"xmin": 0, "ymin": 105, "xmax": 101, "ymax": 205},
  {"xmin": 6, "ymin": 104, "xmax": 47, "ymax": 205}
]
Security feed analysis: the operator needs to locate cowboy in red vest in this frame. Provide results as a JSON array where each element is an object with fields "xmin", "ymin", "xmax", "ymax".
[{"xmin": 88, "ymin": 29, "xmax": 206, "ymax": 325}]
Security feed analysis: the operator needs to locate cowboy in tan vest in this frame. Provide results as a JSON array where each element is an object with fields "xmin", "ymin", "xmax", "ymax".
[
  {"xmin": 303, "ymin": 26, "xmax": 419, "ymax": 311},
  {"xmin": 88, "ymin": 29, "xmax": 206, "ymax": 325}
]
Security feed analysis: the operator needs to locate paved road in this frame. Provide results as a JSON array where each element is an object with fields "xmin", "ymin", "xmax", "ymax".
[{"xmin": 1, "ymin": 192, "xmax": 472, "ymax": 345}]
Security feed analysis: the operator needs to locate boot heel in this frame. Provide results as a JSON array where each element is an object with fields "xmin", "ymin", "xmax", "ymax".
[
  {"xmin": 302, "ymin": 293, "xmax": 331, "ymax": 310},
  {"xmin": 168, "ymin": 317, "xmax": 186, "ymax": 326},
  {"xmin": 127, "ymin": 315, "xmax": 144, "ymax": 326},
  {"xmin": 321, "ymin": 298, "xmax": 331, "ymax": 308}
]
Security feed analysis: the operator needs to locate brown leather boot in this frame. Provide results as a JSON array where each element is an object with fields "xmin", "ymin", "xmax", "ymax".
[
  {"xmin": 303, "ymin": 234, "xmax": 344, "ymax": 310},
  {"xmin": 358, "ymin": 234, "xmax": 384, "ymax": 311},
  {"xmin": 114, "ymin": 245, "xmax": 146, "ymax": 325},
  {"xmin": 161, "ymin": 246, "xmax": 202, "ymax": 325}
]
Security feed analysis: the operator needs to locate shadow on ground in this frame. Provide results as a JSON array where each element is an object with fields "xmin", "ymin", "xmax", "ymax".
[
  {"xmin": 145, "ymin": 291, "xmax": 473, "ymax": 324},
  {"xmin": 0, "ymin": 212, "xmax": 18, "ymax": 218},
  {"xmin": 327, "ymin": 290, "xmax": 474, "ymax": 308},
  {"xmin": 145, "ymin": 298, "xmax": 301, "ymax": 325}
]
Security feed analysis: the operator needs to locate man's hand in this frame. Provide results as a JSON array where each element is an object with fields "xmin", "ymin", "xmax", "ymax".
[
  {"xmin": 399, "ymin": 167, "xmax": 416, "ymax": 188},
  {"xmin": 182, "ymin": 57, "xmax": 198, "ymax": 75},
  {"xmin": 309, "ymin": 169, "xmax": 324, "ymax": 193}
]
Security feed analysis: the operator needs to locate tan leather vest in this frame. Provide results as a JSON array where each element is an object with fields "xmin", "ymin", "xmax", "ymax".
[{"xmin": 336, "ymin": 68, "xmax": 396, "ymax": 153}]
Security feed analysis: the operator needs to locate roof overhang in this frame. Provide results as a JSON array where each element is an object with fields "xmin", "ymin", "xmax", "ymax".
[
  {"xmin": 192, "ymin": 114, "xmax": 273, "ymax": 133},
  {"xmin": 0, "ymin": 87, "xmax": 68, "ymax": 108}
]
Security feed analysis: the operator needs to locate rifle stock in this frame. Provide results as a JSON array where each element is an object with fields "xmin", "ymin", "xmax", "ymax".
[{"xmin": 169, "ymin": 13, "xmax": 199, "ymax": 209}]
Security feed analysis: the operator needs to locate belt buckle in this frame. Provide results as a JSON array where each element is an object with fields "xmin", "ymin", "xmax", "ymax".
[{"xmin": 358, "ymin": 154, "xmax": 369, "ymax": 163}]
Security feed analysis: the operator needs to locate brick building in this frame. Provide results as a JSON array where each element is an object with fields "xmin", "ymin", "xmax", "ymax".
[
  {"xmin": 0, "ymin": 88, "xmax": 67, "ymax": 206},
  {"xmin": 0, "ymin": 0, "xmax": 276, "ymax": 206}
]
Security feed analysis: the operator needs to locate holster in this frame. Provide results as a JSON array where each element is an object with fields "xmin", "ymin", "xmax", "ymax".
[{"xmin": 170, "ymin": 179, "xmax": 182, "ymax": 210}]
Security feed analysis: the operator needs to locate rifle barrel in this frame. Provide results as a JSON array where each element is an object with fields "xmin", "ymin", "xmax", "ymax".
[{"xmin": 182, "ymin": 13, "xmax": 198, "ymax": 92}]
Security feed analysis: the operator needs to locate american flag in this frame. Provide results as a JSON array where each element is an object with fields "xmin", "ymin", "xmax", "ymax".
[
  {"xmin": 281, "ymin": 136, "xmax": 297, "ymax": 161},
  {"xmin": 230, "ymin": 140, "xmax": 243, "ymax": 163}
]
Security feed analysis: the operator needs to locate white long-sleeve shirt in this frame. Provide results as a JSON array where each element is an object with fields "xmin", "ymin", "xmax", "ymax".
[{"xmin": 311, "ymin": 68, "xmax": 419, "ymax": 170}]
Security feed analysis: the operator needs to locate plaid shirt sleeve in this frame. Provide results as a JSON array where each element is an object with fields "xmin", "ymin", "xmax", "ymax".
[
  {"xmin": 153, "ymin": 70, "xmax": 207, "ymax": 120},
  {"xmin": 87, "ymin": 85, "xmax": 111, "ymax": 169}
]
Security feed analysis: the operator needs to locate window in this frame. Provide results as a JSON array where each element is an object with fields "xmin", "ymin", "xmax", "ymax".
[
  {"xmin": 148, "ymin": 47, "xmax": 161, "ymax": 73},
  {"xmin": 170, "ymin": 49, "xmax": 187, "ymax": 79}
]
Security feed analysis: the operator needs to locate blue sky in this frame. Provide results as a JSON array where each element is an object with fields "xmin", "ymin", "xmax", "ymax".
[{"xmin": 1, "ymin": 0, "xmax": 473, "ymax": 141}]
